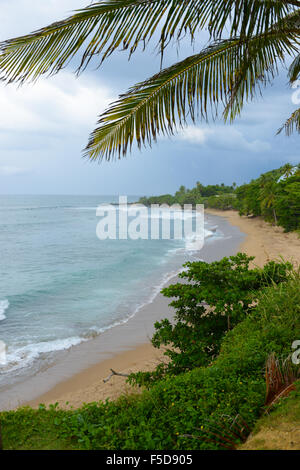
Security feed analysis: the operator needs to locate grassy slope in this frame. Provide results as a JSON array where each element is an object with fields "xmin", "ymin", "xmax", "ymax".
[
  {"xmin": 2, "ymin": 386, "xmax": 299, "ymax": 451},
  {"xmin": 240, "ymin": 382, "xmax": 300, "ymax": 450},
  {"xmin": 1, "ymin": 407, "xmax": 78, "ymax": 450}
]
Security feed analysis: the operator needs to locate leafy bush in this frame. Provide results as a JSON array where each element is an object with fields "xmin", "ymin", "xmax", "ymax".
[
  {"xmin": 203, "ymin": 193, "xmax": 237, "ymax": 210},
  {"xmin": 129, "ymin": 254, "xmax": 292, "ymax": 386}
]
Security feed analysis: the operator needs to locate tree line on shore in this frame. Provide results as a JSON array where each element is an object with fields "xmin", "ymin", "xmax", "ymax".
[{"xmin": 138, "ymin": 163, "xmax": 300, "ymax": 232}]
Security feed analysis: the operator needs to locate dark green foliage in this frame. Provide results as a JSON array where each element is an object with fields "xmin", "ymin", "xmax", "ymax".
[
  {"xmin": 236, "ymin": 164, "xmax": 300, "ymax": 231},
  {"xmin": 138, "ymin": 194, "xmax": 175, "ymax": 206},
  {"xmin": 236, "ymin": 180, "xmax": 262, "ymax": 217},
  {"xmin": 129, "ymin": 254, "xmax": 292, "ymax": 386},
  {"xmin": 138, "ymin": 182, "xmax": 235, "ymax": 208},
  {"xmin": 275, "ymin": 174, "xmax": 300, "ymax": 231},
  {"xmin": 1, "ymin": 267, "xmax": 299, "ymax": 450},
  {"xmin": 203, "ymin": 193, "xmax": 237, "ymax": 210},
  {"xmin": 138, "ymin": 163, "xmax": 300, "ymax": 231}
]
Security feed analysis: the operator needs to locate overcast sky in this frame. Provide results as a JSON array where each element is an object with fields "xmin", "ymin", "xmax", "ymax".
[{"xmin": 0, "ymin": 0, "xmax": 299, "ymax": 196}]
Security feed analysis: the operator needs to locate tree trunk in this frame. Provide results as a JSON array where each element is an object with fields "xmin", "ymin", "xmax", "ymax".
[{"xmin": 273, "ymin": 208, "xmax": 277, "ymax": 225}]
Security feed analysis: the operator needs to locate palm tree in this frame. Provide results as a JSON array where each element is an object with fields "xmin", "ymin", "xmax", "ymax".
[
  {"xmin": 0, "ymin": 1, "xmax": 299, "ymax": 162},
  {"xmin": 281, "ymin": 162, "xmax": 295, "ymax": 178},
  {"xmin": 259, "ymin": 177, "xmax": 278, "ymax": 224}
]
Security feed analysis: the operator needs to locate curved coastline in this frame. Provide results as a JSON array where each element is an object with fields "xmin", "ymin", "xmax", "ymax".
[
  {"xmin": 7, "ymin": 208, "xmax": 300, "ymax": 411},
  {"xmin": 0, "ymin": 212, "xmax": 245, "ymax": 410}
]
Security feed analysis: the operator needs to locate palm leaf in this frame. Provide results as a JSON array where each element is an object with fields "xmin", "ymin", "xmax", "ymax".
[
  {"xmin": 289, "ymin": 52, "xmax": 300, "ymax": 81},
  {"xmin": 0, "ymin": 0, "xmax": 169, "ymax": 82},
  {"xmin": 0, "ymin": 0, "xmax": 293, "ymax": 83},
  {"xmin": 277, "ymin": 107, "xmax": 300, "ymax": 135},
  {"xmin": 224, "ymin": 8, "xmax": 300, "ymax": 120},
  {"xmin": 85, "ymin": 28, "xmax": 298, "ymax": 161},
  {"xmin": 223, "ymin": 0, "xmax": 292, "ymax": 38}
]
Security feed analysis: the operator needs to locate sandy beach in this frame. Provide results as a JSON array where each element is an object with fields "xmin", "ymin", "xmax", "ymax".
[
  {"xmin": 206, "ymin": 209, "xmax": 300, "ymax": 268},
  {"xmin": 25, "ymin": 210, "xmax": 300, "ymax": 410}
]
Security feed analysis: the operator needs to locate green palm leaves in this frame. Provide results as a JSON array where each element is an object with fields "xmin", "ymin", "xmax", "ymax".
[
  {"xmin": 0, "ymin": 0, "xmax": 171, "ymax": 82},
  {"xmin": 0, "ymin": 1, "xmax": 299, "ymax": 161},
  {"xmin": 85, "ymin": 30, "xmax": 297, "ymax": 160},
  {"xmin": 0, "ymin": 0, "xmax": 291, "ymax": 83},
  {"xmin": 289, "ymin": 52, "xmax": 300, "ymax": 81},
  {"xmin": 278, "ymin": 108, "xmax": 300, "ymax": 135}
]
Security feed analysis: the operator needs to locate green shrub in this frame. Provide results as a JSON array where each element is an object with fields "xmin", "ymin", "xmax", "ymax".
[
  {"xmin": 129, "ymin": 254, "xmax": 292, "ymax": 386},
  {"xmin": 204, "ymin": 193, "xmax": 237, "ymax": 210}
]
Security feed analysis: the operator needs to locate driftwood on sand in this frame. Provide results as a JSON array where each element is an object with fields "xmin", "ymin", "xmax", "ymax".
[{"xmin": 103, "ymin": 369, "xmax": 129, "ymax": 383}]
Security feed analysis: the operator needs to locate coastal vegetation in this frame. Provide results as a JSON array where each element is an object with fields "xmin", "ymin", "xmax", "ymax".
[
  {"xmin": 138, "ymin": 163, "xmax": 300, "ymax": 232},
  {"xmin": 0, "ymin": 1, "xmax": 299, "ymax": 451},
  {"xmin": 1, "ymin": 255, "xmax": 299, "ymax": 450},
  {"xmin": 236, "ymin": 163, "xmax": 300, "ymax": 232},
  {"xmin": 0, "ymin": 1, "xmax": 300, "ymax": 160},
  {"xmin": 128, "ymin": 253, "xmax": 293, "ymax": 385}
]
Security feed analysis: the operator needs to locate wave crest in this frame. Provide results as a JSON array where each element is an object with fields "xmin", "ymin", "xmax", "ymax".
[{"xmin": 0, "ymin": 300, "xmax": 9, "ymax": 321}]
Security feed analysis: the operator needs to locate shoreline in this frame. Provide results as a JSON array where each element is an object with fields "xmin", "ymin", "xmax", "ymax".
[
  {"xmin": 205, "ymin": 209, "xmax": 300, "ymax": 268},
  {"xmin": 24, "ymin": 212, "xmax": 244, "ymax": 410},
  {"xmin": 28, "ymin": 342, "xmax": 166, "ymax": 409},
  {"xmin": 6, "ymin": 210, "xmax": 300, "ymax": 410}
]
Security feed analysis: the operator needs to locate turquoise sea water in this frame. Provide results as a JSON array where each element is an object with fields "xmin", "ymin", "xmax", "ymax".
[{"xmin": 0, "ymin": 195, "xmax": 221, "ymax": 384}]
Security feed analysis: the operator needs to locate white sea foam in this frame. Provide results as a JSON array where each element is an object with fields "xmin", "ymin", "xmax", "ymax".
[
  {"xmin": 73, "ymin": 206, "xmax": 99, "ymax": 210},
  {"xmin": 204, "ymin": 229, "xmax": 214, "ymax": 238},
  {"xmin": 2, "ymin": 336, "xmax": 84, "ymax": 372},
  {"xmin": 0, "ymin": 300, "xmax": 9, "ymax": 321},
  {"xmin": 95, "ymin": 205, "xmax": 198, "ymax": 219},
  {"xmin": 145, "ymin": 208, "xmax": 195, "ymax": 220},
  {"xmin": 182, "ymin": 226, "xmax": 217, "ymax": 251},
  {"xmin": 0, "ymin": 341, "xmax": 6, "ymax": 365}
]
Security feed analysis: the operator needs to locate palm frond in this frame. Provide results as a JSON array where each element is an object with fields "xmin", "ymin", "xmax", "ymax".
[
  {"xmin": 0, "ymin": 0, "xmax": 294, "ymax": 83},
  {"xmin": 221, "ymin": 0, "xmax": 292, "ymax": 38},
  {"xmin": 85, "ymin": 28, "xmax": 297, "ymax": 161},
  {"xmin": 277, "ymin": 107, "xmax": 300, "ymax": 135},
  {"xmin": 289, "ymin": 53, "xmax": 300, "ymax": 81},
  {"xmin": 224, "ymin": 8, "xmax": 300, "ymax": 120},
  {"xmin": 0, "ymin": 0, "xmax": 167, "ymax": 82},
  {"xmin": 282, "ymin": 7, "xmax": 300, "ymax": 85}
]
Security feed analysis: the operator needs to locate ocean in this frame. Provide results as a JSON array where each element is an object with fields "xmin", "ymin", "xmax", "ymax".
[{"xmin": 0, "ymin": 194, "xmax": 225, "ymax": 396}]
